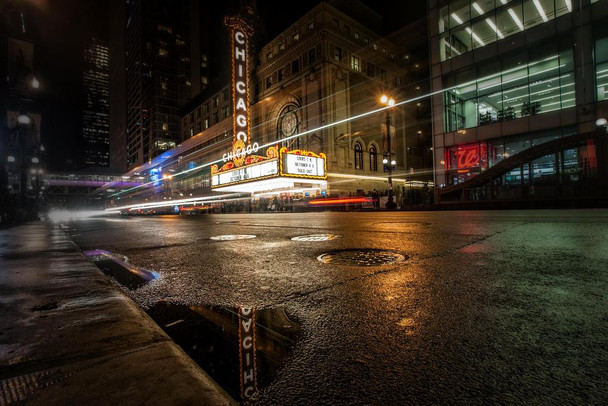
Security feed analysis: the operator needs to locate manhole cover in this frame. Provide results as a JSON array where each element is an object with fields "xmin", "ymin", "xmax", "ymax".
[
  {"xmin": 291, "ymin": 234, "xmax": 342, "ymax": 241},
  {"xmin": 210, "ymin": 234, "xmax": 256, "ymax": 241},
  {"xmin": 317, "ymin": 249, "xmax": 407, "ymax": 266}
]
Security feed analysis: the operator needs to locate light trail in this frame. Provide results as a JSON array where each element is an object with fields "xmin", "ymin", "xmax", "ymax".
[{"xmin": 110, "ymin": 85, "xmax": 441, "ymax": 199}]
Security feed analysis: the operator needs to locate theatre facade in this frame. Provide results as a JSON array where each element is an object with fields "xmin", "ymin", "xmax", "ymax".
[{"xmin": 112, "ymin": 1, "xmax": 430, "ymax": 208}]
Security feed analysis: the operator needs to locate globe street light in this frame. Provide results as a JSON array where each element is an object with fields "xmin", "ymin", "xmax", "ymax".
[{"xmin": 380, "ymin": 94, "xmax": 396, "ymax": 209}]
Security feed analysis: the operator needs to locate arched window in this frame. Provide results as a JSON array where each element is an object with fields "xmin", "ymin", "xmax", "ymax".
[
  {"xmin": 369, "ymin": 145, "xmax": 378, "ymax": 171},
  {"xmin": 278, "ymin": 105, "xmax": 299, "ymax": 149},
  {"xmin": 354, "ymin": 142, "xmax": 363, "ymax": 170}
]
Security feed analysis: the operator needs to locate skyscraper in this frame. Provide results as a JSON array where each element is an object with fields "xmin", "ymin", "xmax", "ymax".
[
  {"xmin": 82, "ymin": 38, "xmax": 110, "ymax": 167},
  {"xmin": 120, "ymin": 0, "xmax": 198, "ymax": 169}
]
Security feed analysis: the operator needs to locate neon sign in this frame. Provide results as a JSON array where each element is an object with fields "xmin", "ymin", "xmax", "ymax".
[{"xmin": 224, "ymin": 16, "xmax": 256, "ymax": 166}]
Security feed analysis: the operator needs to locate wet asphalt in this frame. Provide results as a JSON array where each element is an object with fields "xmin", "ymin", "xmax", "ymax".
[{"xmin": 65, "ymin": 209, "xmax": 608, "ymax": 405}]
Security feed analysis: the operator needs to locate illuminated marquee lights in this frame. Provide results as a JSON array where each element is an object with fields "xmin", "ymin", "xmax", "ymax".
[{"xmin": 224, "ymin": 16, "xmax": 256, "ymax": 166}]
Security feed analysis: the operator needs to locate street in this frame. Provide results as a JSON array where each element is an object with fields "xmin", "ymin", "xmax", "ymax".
[{"xmin": 66, "ymin": 209, "xmax": 608, "ymax": 405}]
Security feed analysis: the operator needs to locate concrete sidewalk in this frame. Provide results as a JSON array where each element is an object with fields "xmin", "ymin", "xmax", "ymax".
[{"xmin": 0, "ymin": 222, "xmax": 236, "ymax": 406}]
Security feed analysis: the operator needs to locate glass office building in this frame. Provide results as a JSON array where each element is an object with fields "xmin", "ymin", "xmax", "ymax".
[{"xmin": 429, "ymin": 0, "xmax": 608, "ymax": 203}]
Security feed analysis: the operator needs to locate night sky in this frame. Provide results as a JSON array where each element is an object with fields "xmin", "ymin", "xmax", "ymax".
[{"xmin": 30, "ymin": 0, "xmax": 424, "ymax": 171}]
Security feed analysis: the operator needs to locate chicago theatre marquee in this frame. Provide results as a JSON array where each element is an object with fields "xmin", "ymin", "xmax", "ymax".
[{"xmin": 211, "ymin": 15, "xmax": 327, "ymax": 194}]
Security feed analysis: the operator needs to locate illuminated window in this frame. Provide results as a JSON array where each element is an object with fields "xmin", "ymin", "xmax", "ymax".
[
  {"xmin": 293, "ymin": 32, "xmax": 299, "ymax": 41},
  {"xmin": 595, "ymin": 37, "xmax": 608, "ymax": 101},
  {"xmin": 308, "ymin": 21, "xmax": 314, "ymax": 30},
  {"xmin": 369, "ymin": 145, "xmax": 378, "ymax": 171},
  {"xmin": 443, "ymin": 48, "xmax": 575, "ymax": 132},
  {"xmin": 158, "ymin": 48, "xmax": 168, "ymax": 57},
  {"xmin": 351, "ymin": 56, "xmax": 360, "ymax": 72},
  {"xmin": 354, "ymin": 142, "xmax": 363, "ymax": 170},
  {"xmin": 439, "ymin": 0, "xmax": 573, "ymax": 62},
  {"xmin": 213, "ymin": 96, "xmax": 219, "ymax": 107},
  {"xmin": 204, "ymin": 118, "xmax": 209, "ymax": 129},
  {"xmin": 279, "ymin": 43, "xmax": 285, "ymax": 51},
  {"xmin": 354, "ymin": 31, "xmax": 360, "ymax": 39}
]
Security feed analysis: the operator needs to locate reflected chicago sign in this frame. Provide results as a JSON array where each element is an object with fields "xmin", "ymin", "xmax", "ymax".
[
  {"xmin": 224, "ymin": 16, "xmax": 258, "ymax": 166},
  {"xmin": 238, "ymin": 306, "xmax": 257, "ymax": 399}
]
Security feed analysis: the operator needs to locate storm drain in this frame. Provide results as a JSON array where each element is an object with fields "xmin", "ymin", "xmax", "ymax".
[
  {"xmin": 84, "ymin": 249, "xmax": 158, "ymax": 290},
  {"xmin": 317, "ymin": 249, "xmax": 407, "ymax": 266},
  {"xmin": 291, "ymin": 234, "xmax": 342, "ymax": 241},
  {"xmin": 210, "ymin": 235, "xmax": 256, "ymax": 241}
]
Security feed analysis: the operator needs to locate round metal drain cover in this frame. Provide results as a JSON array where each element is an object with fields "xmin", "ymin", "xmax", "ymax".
[
  {"xmin": 210, "ymin": 234, "xmax": 256, "ymax": 241},
  {"xmin": 292, "ymin": 234, "xmax": 342, "ymax": 241},
  {"xmin": 317, "ymin": 249, "xmax": 407, "ymax": 266}
]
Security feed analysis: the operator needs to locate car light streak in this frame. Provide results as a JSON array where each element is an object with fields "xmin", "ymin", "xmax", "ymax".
[{"xmin": 308, "ymin": 197, "xmax": 372, "ymax": 205}]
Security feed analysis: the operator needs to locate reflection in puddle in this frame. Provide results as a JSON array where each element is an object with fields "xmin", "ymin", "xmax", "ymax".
[{"xmin": 146, "ymin": 302, "xmax": 300, "ymax": 402}]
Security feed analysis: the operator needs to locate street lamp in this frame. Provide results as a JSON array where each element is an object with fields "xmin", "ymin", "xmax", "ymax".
[{"xmin": 380, "ymin": 94, "xmax": 396, "ymax": 209}]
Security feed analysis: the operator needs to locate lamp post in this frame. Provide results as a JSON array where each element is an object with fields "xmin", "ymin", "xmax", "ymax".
[{"xmin": 380, "ymin": 95, "xmax": 396, "ymax": 209}]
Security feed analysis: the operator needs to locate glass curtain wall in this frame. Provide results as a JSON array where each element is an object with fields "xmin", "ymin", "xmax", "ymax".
[
  {"xmin": 595, "ymin": 36, "xmax": 608, "ymax": 101},
  {"xmin": 443, "ymin": 46, "xmax": 574, "ymax": 132},
  {"xmin": 439, "ymin": 0, "xmax": 573, "ymax": 61}
]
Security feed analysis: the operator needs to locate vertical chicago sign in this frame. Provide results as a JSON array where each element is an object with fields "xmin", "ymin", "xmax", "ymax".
[{"xmin": 223, "ymin": 16, "xmax": 258, "ymax": 166}]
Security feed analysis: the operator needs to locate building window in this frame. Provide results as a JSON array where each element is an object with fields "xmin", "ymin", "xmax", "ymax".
[
  {"xmin": 213, "ymin": 112, "xmax": 218, "ymax": 123},
  {"xmin": 293, "ymin": 32, "xmax": 300, "ymax": 41},
  {"xmin": 439, "ymin": 0, "xmax": 573, "ymax": 62},
  {"xmin": 369, "ymin": 145, "xmax": 378, "ymax": 171},
  {"xmin": 367, "ymin": 63, "xmax": 375, "ymax": 77},
  {"xmin": 266, "ymin": 76, "xmax": 272, "ymax": 89},
  {"xmin": 204, "ymin": 118, "xmax": 209, "ymax": 129},
  {"xmin": 334, "ymin": 46, "xmax": 342, "ymax": 62},
  {"xmin": 354, "ymin": 142, "xmax": 363, "ymax": 170},
  {"xmin": 222, "ymin": 89, "xmax": 229, "ymax": 101},
  {"xmin": 308, "ymin": 21, "xmax": 314, "ymax": 30},
  {"xmin": 213, "ymin": 96, "xmax": 219, "ymax": 107},
  {"xmin": 332, "ymin": 18, "xmax": 339, "ymax": 27},
  {"xmin": 309, "ymin": 48, "xmax": 316, "ymax": 64},
  {"xmin": 190, "ymin": 127, "xmax": 194, "ymax": 137},
  {"xmin": 373, "ymin": 43, "xmax": 378, "ymax": 50},
  {"xmin": 595, "ymin": 37, "xmax": 608, "ymax": 101},
  {"xmin": 223, "ymin": 106, "xmax": 229, "ymax": 118},
  {"xmin": 351, "ymin": 56, "xmax": 360, "ymax": 72},
  {"xmin": 267, "ymin": 51, "xmax": 273, "ymax": 60},
  {"xmin": 292, "ymin": 59, "xmax": 300, "ymax": 73},
  {"xmin": 443, "ymin": 48, "xmax": 575, "ymax": 132},
  {"xmin": 162, "ymin": 123, "xmax": 168, "ymax": 131},
  {"xmin": 354, "ymin": 31, "xmax": 360, "ymax": 39},
  {"xmin": 279, "ymin": 42, "xmax": 285, "ymax": 51},
  {"xmin": 278, "ymin": 68, "xmax": 285, "ymax": 82},
  {"xmin": 158, "ymin": 48, "xmax": 168, "ymax": 57},
  {"xmin": 344, "ymin": 25, "xmax": 350, "ymax": 34}
]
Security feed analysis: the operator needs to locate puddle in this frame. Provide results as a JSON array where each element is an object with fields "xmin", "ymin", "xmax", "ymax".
[
  {"xmin": 84, "ymin": 249, "xmax": 159, "ymax": 290},
  {"xmin": 146, "ymin": 302, "xmax": 300, "ymax": 402}
]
